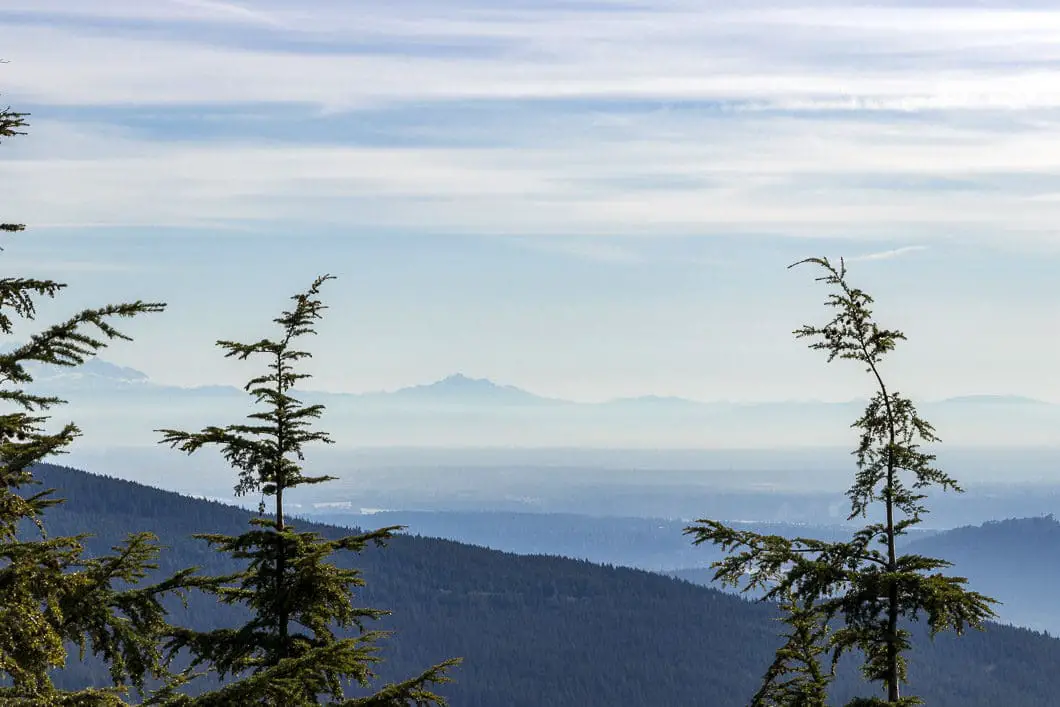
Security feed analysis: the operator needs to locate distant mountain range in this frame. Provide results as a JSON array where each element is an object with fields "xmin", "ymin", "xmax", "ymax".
[
  {"xmin": 938, "ymin": 395, "xmax": 1049, "ymax": 406},
  {"xmin": 17, "ymin": 355, "xmax": 1060, "ymax": 449},
  {"xmin": 358, "ymin": 373, "xmax": 563, "ymax": 406},
  {"xmin": 23, "ymin": 356, "xmax": 1055, "ymax": 409},
  {"xmin": 19, "ymin": 356, "xmax": 148, "ymax": 385}
]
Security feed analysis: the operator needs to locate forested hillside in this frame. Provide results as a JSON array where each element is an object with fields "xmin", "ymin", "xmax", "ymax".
[
  {"xmin": 308, "ymin": 509, "xmax": 876, "ymax": 572},
  {"xmin": 906, "ymin": 516, "xmax": 1060, "ymax": 636},
  {"xmin": 29, "ymin": 463, "xmax": 1060, "ymax": 707}
]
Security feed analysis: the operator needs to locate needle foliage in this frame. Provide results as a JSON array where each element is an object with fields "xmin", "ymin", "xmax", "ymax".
[
  {"xmin": 686, "ymin": 257, "xmax": 997, "ymax": 705},
  {"xmin": 1, "ymin": 76, "xmax": 178, "ymax": 705},
  {"xmin": 155, "ymin": 276, "xmax": 460, "ymax": 705}
]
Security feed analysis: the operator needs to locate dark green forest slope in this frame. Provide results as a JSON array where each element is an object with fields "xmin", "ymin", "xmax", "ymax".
[
  {"xmin": 905, "ymin": 515, "xmax": 1060, "ymax": 636},
  {"xmin": 29, "ymin": 463, "xmax": 1060, "ymax": 706}
]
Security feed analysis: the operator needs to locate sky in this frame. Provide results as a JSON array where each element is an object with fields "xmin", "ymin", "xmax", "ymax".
[{"xmin": 2, "ymin": 0, "xmax": 1060, "ymax": 403}]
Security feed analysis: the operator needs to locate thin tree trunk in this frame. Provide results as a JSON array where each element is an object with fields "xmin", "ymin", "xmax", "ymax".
[
  {"xmin": 869, "ymin": 360, "xmax": 900, "ymax": 704},
  {"xmin": 886, "ymin": 484, "xmax": 899, "ymax": 703},
  {"xmin": 276, "ymin": 484, "xmax": 288, "ymax": 662},
  {"xmin": 275, "ymin": 352, "xmax": 289, "ymax": 663}
]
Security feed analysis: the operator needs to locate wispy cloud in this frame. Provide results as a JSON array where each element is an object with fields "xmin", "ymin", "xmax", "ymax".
[
  {"xmin": 5, "ymin": 3, "xmax": 1060, "ymax": 109},
  {"xmin": 3, "ymin": 1, "xmax": 1060, "ymax": 246},
  {"xmin": 849, "ymin": 246, "xmax": 928, "ymax": 262},
  {"xmin": 6, "ymin": 117, "xmax": 1060, "ymax": 241},
  {"xmin": 165, "ymin": 0, "xmax": 285, "ymax": 27},
  {"xmin": 509, "ymin": 237, "xmax": 645, "ymax": 264},
  {"xmin": 0, "ymin": 0, "xmax": 284, "ymax": 27}
]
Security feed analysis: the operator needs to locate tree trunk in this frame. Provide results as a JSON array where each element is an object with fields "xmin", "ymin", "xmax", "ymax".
[{"xmin": 886, "ymin": 468, "xmax": 899, "ymax": 704}]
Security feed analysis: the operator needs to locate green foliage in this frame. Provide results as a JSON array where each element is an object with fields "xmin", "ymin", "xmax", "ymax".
[
  {"xmin": 1, "ymin": 89, "xmax": 27, "ymax": 236},
  {"xmin": 156, "ymin": 277, "xmax": 459, "ymax": 705},
  {"xmin": 0, "ymin": 72, "xmax": 175, "ymax": 704},
  {"xmin": 750, "ymin": 586, "xmax": 832, "ymax": 707},
  {"xmin": 687, "ymin": 257, "xmax": 997, "ymax": 705}
]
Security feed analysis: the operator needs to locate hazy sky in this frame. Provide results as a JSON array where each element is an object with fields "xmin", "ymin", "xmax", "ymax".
[{"xmin": 2, "ymin": 0, "xmax": 1060, "ymax": 403}]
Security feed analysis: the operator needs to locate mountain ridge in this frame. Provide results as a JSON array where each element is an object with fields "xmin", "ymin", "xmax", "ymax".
[
  {"xmin": 23, "ymin": 356, "xmax": 1057, "ymax": 408},
  {"xmin": 905, "ymin": 514, "xmax": 1060, "ymax": 636},
  {"xmin": 22, "ymin": 462, "xmax": 1060, "ymax": 706}
]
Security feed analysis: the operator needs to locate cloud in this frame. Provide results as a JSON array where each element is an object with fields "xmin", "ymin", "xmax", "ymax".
[
  {"xmin": 165, "ymin": 0, "xmax": 284, "ymax": 27},
  {"xmin": 849, "ymin": 246, "xmax": 928, "ymax": 262},
  {"xmin": 508, "ymin": 237, "xmax": 645, "ymax": 263},
  {"xmin": 3, "ymin": 1, "xmax": 1060, "ymax": 246},
  {"xmin": 5, "ymin": 113, "xmax": 1060, "ymax": 241},
  {"xmin": 0, "ymin": 0, "xmax": 284, "ymax": 27},
  {"xmin": 5, "ymin": 3, "xmax": 1060, "ymax": 110}
]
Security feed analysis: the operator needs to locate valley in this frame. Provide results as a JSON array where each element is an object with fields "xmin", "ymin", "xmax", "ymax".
[{"xmin": 29, "ymin": 462, "xmax": 1060, "ymax": 705}]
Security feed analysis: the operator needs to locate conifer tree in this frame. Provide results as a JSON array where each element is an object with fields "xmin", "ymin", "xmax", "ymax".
[
  {"xmin": 155, "ymin": 276, "xmax": 459, "ymax": 705},
  {"xmin": 1, "ymin": 80, "xmax": 182, "ymax": 705},
  {"xmin": 687, "ymin": 257, "xmax": 997, "ymax": 705},
  {"xmin": 749, "ymin": 584, "xmax": 832, "ymax": 707}
]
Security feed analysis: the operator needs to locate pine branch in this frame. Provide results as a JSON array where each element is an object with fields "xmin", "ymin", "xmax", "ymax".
[
  {"xmin": 339, "ymin": 658, "xmax": 463, "ymax": 707},
  {"xmin": 0, "ymin": 66, "xmax": 179, "ymax": 703}
]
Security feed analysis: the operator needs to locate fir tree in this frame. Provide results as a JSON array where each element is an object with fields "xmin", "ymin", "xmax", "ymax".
[
  {"xmin": 750, "ymin": 584, "xmax": 832, "ymax": 707},
  {"xmin": 155, "ymin": 276, "xmax": 460, "ymax": 705},
  {"xmin": 1, "ymin": 77, "xmax": 181, "ymax": 705},
  {"xmin": 687, "ymin": 257, "xmax": 997, "ymax": 705}
]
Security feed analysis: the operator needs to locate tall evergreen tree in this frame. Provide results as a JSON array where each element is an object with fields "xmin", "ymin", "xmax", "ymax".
[
  {"xmin": 1, "ymin": 78, "xmax": 180, "ymax": 705},
  {"xmin": 155, "ymin": 276, "xmax": 459, "ymax": 705},
  {"xmin": 687, "ymin": 257, "xmax": 997, "ymax": 705}
]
